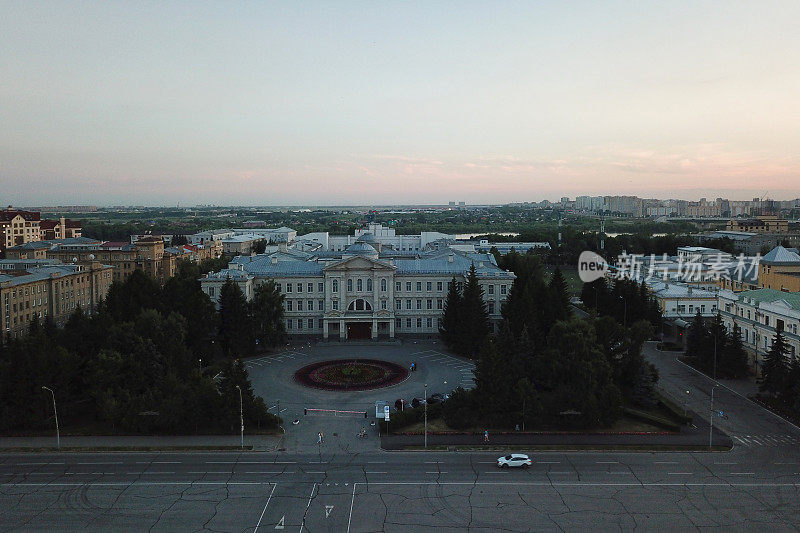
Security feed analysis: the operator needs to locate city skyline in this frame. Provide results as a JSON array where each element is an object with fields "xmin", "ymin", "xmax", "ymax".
[{"xmin": 3, "ymin": 1, "xmax": 800, "ymax": 205}]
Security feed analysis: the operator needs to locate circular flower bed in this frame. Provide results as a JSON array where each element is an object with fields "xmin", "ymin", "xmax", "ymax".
[{"xmin": 294, "ymin": 359, "xmax": 409, "ymax": 391}]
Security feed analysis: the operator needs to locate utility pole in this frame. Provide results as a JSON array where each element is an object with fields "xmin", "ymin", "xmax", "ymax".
[
  {"xmin": 709, "ymin": 384, "xmax": 719, "ymax": 448},
  {"xmin": 235, "ymin": 385, "xmax": 243, "ymax": 450},
  {"xmin": 424, "ymin": 383, "xmax": 428, "ymax": 449},
  {"xmin": 41, "ymin": 386, "xmax": 60, "ymax": 450}
]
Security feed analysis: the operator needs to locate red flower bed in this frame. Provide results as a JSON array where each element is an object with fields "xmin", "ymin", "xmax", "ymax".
[{"xmin": 294, "ymin": 359, "xmax": 409, "ymax": 391}]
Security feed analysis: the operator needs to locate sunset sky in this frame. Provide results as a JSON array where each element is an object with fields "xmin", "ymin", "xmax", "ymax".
[{"xmin": 2, "ymin": 1, "xmax": 799, "ymax": 206}]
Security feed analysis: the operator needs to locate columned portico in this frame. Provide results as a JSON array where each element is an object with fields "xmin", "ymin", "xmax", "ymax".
[{"xmin": 372, "ymin": 319, "xmax": 378, "ymax": 339}]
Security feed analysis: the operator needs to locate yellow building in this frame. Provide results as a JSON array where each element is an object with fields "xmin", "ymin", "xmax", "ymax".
[
  {"xmin": 759, "ymin": 246, "xmax": 800, "ymax": 292},
  {"xmin": 1, "ymin": 261, "xmax": 113, "ymax": 342},
  {"xmin": 0, "ymin": 207, "xmax": 41, "ymax": 254},
  {"xmin": 727, "ymin": 214, "xmax": 789, "ymax": 234}
]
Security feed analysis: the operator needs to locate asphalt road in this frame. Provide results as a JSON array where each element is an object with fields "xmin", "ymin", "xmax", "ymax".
[{"xmin": 4, "ymin": 341, "xmax": 800, "ymax": 531}]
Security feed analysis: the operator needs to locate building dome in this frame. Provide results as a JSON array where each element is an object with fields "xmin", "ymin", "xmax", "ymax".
[{"xmin": 356, "ymin": 232, "xmax": 378, "ymax": 243}]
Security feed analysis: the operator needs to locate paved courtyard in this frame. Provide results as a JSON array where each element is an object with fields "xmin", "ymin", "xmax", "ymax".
[{"xmin": 243, "ymin": 341, "xmax": 475, "ymax": 452}]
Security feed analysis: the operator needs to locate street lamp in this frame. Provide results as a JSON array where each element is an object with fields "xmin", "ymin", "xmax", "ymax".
[
  {"xmin": 684, "ymin": 390, "xmax": 690, "ymax": 418},
  {"xmin": 709, "ymin": 384, "xmax": 720, "ymax": 448},
  {"xmin": 424, "ymin": 383, "xmax": 428, "ymax": 449},
  {"xmin": 235, "ymin": 385, "xmax": 244, "ymax": 450},
  {"xmin": 41, "ymin": 386, "xmax": 60, "ymax": 450},
  {"xmin": 198, "ymin": 358, "xmax": 202, "ymax": 374}
]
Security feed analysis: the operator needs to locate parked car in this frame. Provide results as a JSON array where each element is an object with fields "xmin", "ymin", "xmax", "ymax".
[
  {"xmin": 497, "ymin": 454, "xmax": 531, "ymax": 468},
  {"xmin": 411, "ymin": 397, "xmax": 426, "ymax": 408},
  {"xmin": 427, "ymin": 393, "xmax": 445, "ymax": 404}
]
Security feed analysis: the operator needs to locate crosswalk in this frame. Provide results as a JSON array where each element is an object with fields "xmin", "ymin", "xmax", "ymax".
[{"xmin": 732, "ymin": 434, "xmax": 800, "ymax": 447}]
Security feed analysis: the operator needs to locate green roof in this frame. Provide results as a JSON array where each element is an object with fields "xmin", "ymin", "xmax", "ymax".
[{"xmin": 738, "ymin": 288, "xmax": 800, "ymax": 311}]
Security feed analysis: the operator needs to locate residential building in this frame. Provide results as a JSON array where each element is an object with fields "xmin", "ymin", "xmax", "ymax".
[
  {"xmin": 39, "ymin": 217, "xmax": 82, "ymax": 240},
  {"xmin": 200, "ymin": 232, "xmax": 515, "ymax": 340},
  {"xmin": 0, "ymin": 207, "xmax": 41, "ymax": 254},
  {"xmin": 727, "ymin": 215, "xmax": 789, "ymax": 234},
  {"xmin": 1, "ymin": 261, "xmax": 113, "ymax": 343},
  {"xmin": 758, "ymin": 246, "xmax": 800, "ymax": 293},
  {"xmin": 221, "ymin": 234, "xmax": 266, "ymax": 256},
  {"xmin": 718, "ymin": 288, "xmax": 800, "ymax": 374}
]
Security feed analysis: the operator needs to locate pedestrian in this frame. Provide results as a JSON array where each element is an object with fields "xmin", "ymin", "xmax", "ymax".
[
  {"xmin": 317, "ymin": 431, "xmax": 323, "ymax": 445},
  {"xmin": 484, "ymin": 430, "xmax": 489, "ymax": 443}
]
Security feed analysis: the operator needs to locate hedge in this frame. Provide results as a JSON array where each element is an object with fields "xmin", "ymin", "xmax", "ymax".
[{"xmin": 379, "ymin": 403, "xmax": 443, "ymax": 433}]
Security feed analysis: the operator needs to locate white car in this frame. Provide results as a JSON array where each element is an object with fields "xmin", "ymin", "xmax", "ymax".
[{"xmin": 497, "ymin": 454, "xmax": 532, "ymax": 468}]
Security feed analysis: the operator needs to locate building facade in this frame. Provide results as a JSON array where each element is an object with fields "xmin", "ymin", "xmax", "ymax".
[
  {"xmin": 201, "ymin": 235, "xmax": 515, "ymax": 340},
  {"xmin": 1, "ymin": 261, "xmax": 113, "ymax": 342},
  {"xmin": 718, "ymin": 288, "xmax": 800, "ymax": 373},
  {"xmin": 0, "ymin": 207, "xmax": 41, "ymax": 254},
  {"xmin": 758, "ymin": 246, "xmax": 800, "ymax": 293}
]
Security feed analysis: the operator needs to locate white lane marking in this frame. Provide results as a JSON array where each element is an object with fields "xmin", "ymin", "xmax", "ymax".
[
  {"xmin": 426, "ymin": 472, "xmax": 447, "ymax": 474},
  {"xmin": 300, "ymin": 483, "xmax": 317, "ymax": 533},
  {"xmin": 596, "ymin": 461, "xmax": 618, "ymax": 464},
  {"xmin": 548, "ymin": 472, "xmax": 572, "ymax": 474},
  {"xmin": 366, "ymin": 472, "xmax": 387, "ymax": 474},
  {"xmin": 245, "ymin": 472, "xmax": 287, "ymax": 475},
  {"xmin": 188, "ymin": 471, "xmax": 232, "ymax": 474},
  {"xmin": 775, "ymin": 462, "xmax": 798, "ymax": 465},
  {"xmin": 485, "ymin": 471, "xmax": 508, "ymax": 474},
  {"xmin": 18, "ymin": 462, "xmax": 63, "ymax": 466},
  {"xmin": 733, "ymin": 436, "xmax": 747, "ymax": 445},
  {"xmin": 608, "ymin": 472, "xmax": 633, "ymax": 475},
  {"xmin": 347, "ymin": 483, "xmax": 357, "ymax": 533},
  {"xmin": 366, "ymin": 461, "xmax": 386, "ymax": 464},
  {"xmin": 537, "ymin": 461, "xmax": 560, "ymax": 464},
  {"xmin": 135, "ymin": 461, "xmax": 181, "ymax": 464},
  {"xmin": 253, "ymin": 483, "xmax": 276, "ymax": 533},
  {"xmin": 667, "ymin": 472, "xmax": 693, "ymax": 475},
  {"xmin": 424, "ymin": 461, "xmax": 441, "ymax": 464},
  {"xmin": 77, "ymin": 462, "xmax": 122, "ymax": 465},
  {"xmin": 714, "ymin": 462, "xmax": 738, "ymax": 465},
  {"xmin": 205, "ymin": 461, "xmax": 296, "ymax": 464},
  {"xmin": 654, "ymin": 462, "xmax": 678, "ymax": 464},
  {"xmin": 306, "ymin": 471, "xmax": 325, "ymax": 474},
  {"xmin": 730, "ymin": 472, "xmax": 755, "ymax": 476}
]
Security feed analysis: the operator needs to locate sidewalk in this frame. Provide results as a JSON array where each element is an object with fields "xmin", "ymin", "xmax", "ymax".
[{"xmin": 0, "ymin": 434, "xmax": 283, "ymax": 452}]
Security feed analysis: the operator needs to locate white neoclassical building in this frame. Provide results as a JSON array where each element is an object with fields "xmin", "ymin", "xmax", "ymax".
[{"xmin": 200, "ymin": 232, "xmax": 515, "ymax": 340}]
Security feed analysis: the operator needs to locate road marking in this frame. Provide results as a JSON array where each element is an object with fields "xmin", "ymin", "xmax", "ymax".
[
  {"xmin": 654, "ymin": 462, "xmax": 678, "ymax": 464},
  {"xmin": 306, "ymin": 471, "xmax": 325, "ymax": 474},
  {"xmin": 18, "ymin": 462, "xmax": 63, "ymax": 466},
  {"xmin": 667, "ymin": 472, "xmax": 693, "ymax": 475},
  {"xmin": 245, "ymin": 472, "xmax": 288, "ymax": 475},
  {"xmin": 300, "ymin": 483, "xmax": 317, "ymax": 533},
  {"xmin": 608, "ymin": 472, "xmax": 633, "ymax": 475},
  {"xmin": 366, "ymin": 461, "xmax": 386, "ymax": 464},
  {"xmin": 366, "ymin": 472, "xmax": 387, "ymax": 474},
  {"xmin": 135, "ymin": 461, "xmax": 180, "ymax": 464},
  {"xmin": 485, "ymin": 471, "xmax": 508, "ymax": 474},
  {"xmin": 77, "ymin": 462, "xmax": 122, "ymax": 465},
  {"xmin": 537, "ymin": 461, "xmax": 560, "ymax": 464},
  {"xmin": 775, "ymin": 462, "xmax": 797, "ymax": 465},
  {"xmin": 253, "ymin": 483, "xmax": 276, "ymax": 533},
  {"xmin": 347, "ymin": 483, "xmax": 357, "ymax": 533},
  {"xmin": 424, "ymin": 461, "xmax": 441, "ymax": 464},
  {"xmin": 714, "ymin": 462, "xmax": 738, "ymax": 465},
  {"xmin": 188, "ymin": 471, "xmax": 231, "ymax": 474},
  {"xmin": 596, "ymin": 461, "xmax": 618, "ymax": 464},
  {"xmin": 730, "ymin": 472, "xmax": 755, "ymax": 476},
  {"xmin": 426, "ymin": 471, "xmax": 447, "ymax": 474},
  {"xmin": 548, "ymin": 472, "xmax": 572, "ymax": 474}
]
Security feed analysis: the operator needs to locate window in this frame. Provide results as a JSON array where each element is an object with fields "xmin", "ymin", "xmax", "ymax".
[
  {"xmin": 688, "ymin": 305, "xmax": 694, "ymax": 313},
  {"xmin": 333, "ymin": 280, "xmax": 339, "ymax": 292},
  {"xmin": 406, "ymin": 299, "xmax": 412, "ymax": 310},
  {"xmin": 488, "ymin": 285, "xmax": 494, "ymax": 295},
  {"xmin": 357, "ymin": 279, "xmax": 363, "ymax": 291},
  {"xmin": 287, "ymin": 319, "xmax": 292, "ymax": 330},
  {"xmin": 287, "ymin": 301, "xmax": 293, "ymax": 311},
  {"xmin": 416, "ymin": 318, "xmax": 422, "ymax": 328},
  {"xmin": 426, "ymin": 318, "xmax": 432, "ymax": 328},
  {"xmin": 308, "ymin": 318, "xmax": 314, "ymax": 329},
  {"xmin": 437, "ymin": 281, "xmax": 443, "ymax": 291},
  {"xmin": 367, "ymin": 279, "xmax": 373, "ymax": 291},
  {"xmin": 297, "ymin": 300, "xmax": 303, "ymax": 311},
  {"xmin": 381, "ymin": 300, "xmax": 387, "ymax": 310},
  {"xmin": 332, "ymin": 300, "xmax": 339, "ymax": 310},
  {"xmin": 700, "ymin": 305, "xmax": 706, "ymax": 313},
  {"xmin": 319, "ymin": 299, "xmax": 324, "ymax": 311},
  {"xmin": 396, "ymin": 318, "xmax": 402, "ymax": 329},
  {"xmin": 347, "ymin": 299, "xmax": 372, "ymax": 311},
  {"xmin": 347, "ymin": 279, "xmax": 353, "ymax": 291},
  {"xmin": 416, "ymin": 299, "xmax": 422, "ymax": 310},
  {"xmin": 426, "ymin": 282, "xmax": 432, "ymax": 291},
  {"xmin": 381, "ymin": 279, "xmax": 387, "ymax": 291},
  {"xmin": 396, "ymin": 299, "xmax": 402, "ymax": 310},
  {"xmin": 426, "ymin": 299, "xmax": 432, "ymax": 310},
  {"xmin": 209, "ymin": 287, "xmax": 215, "ymax": 297},
  {"xmin": 437, "ymin": 318, "xmax": 442, "ymax": 330},
  {"xmin": 296, "ymin": 283, "xmax": 302, "ymax": 293},
  {"xmin": 308, "ymin": 283, "xmax": 314, "ymax": 293},
  {"xmin": 319, "ymin": 319, "xmax": 324, "ymax": 329},
  {"xmin": 406, "ymin": 282, "xmax": 412, "ymax": 291},
  {"xmin": 318, "ymin": 283, "xmax": 324, "ymax": 292},
  {"xmin": 406, "ymin": 318, "xmax": 412, "ymax": 328},
  {"xmin": 396, "ymin": 282, "xmax": 401, "ymax": 292},
  {"xmin": 437, "ymin": 299, "xmax": 443, "ymax": 310},
  {"xmin": 488, "ymin": 302, "xmax": 495, "ymax": 314},
  {"xmin": 500, "ymin": 285, "xmax": 507, "ymax": 295},
  {"xmin": 287, "ymin": 283, "xmax": 292, "ymax": 293},
  {"xmin": 416, "ymin": 282, "xmax": 422, "ymax": 291},
  {"xmin": 297, "ymin": 319, "xmax": 303, "ymax": 330}
]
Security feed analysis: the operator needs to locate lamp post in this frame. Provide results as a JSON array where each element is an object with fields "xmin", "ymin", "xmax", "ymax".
[
  {"xmin": 709, "ymin": 384, "xmax": 720, "ymax": 449},
  {"xmin": 235, "ymin": 385, "xmax": 244, "ymax": 450},
  {"xmin": 683, "ymin": 390, "xmax": 690, "ymax": 418},
  {"xmin": 198, "ymin": 358, "xmax": 202, "ymax": 374},
  {"xmin": 424, "ymin": 383, "xmax": 428, "ymax": 449},
  {"xmin": 41, "ymin": 386, "xmax": 60, "ymax": 450}
]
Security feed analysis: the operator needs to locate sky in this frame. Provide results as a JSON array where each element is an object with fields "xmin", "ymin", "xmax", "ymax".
[{"xmin": 2, "ymin": 1, "xmax": 800, "ymax": 206}]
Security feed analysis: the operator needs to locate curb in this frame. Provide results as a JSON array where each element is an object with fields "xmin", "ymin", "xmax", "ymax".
[{"xmin": 0, "ymin": 446, "xmax": 253, "ymax": 453}]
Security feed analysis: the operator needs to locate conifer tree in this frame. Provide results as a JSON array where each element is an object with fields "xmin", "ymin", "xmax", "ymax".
[
  {"xmin": 548, "ymin": 267, "xmax": 571, "ymax": 323},
  {"xmin": 722, "ymin": 323, "xmax": 749, "ymax": 378},
  {"xmin": 760, "ymin": 331, "xmax": 790, "ymax": 397},
  {"xmin": 439, "ymin": 276, "xmax": 463, "ymax": 350},
  {"xmin": 218, "ymin": 278, "xmax": 253, "ymax": 358},
  {"xmin": 460, "ymin": 263, "xmax": 491, "ymax": 357},
  {"xmin": 250, "ymin": 280, "xmax": 286, "ymax": 348}
]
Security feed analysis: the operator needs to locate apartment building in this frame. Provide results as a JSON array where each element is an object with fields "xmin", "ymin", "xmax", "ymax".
[
  {"xmin": 1, "ymin": 261, "xmax": 113, "ymax": 342},
  {"xmin": 758, "ymin": 246, "xmax": 800, "ymax": 293},
  {"xmin": 39, "ymin": 217, "xmax": 82, "ymax": 240},
  {"xmin": 0, "ymin": 207, "xmax": 41, "ymax": 254}
]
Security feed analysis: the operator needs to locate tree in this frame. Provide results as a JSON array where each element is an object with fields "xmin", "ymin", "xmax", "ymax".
[
  {"xmin": 252, "ymin": 239, "xmax": 267, "ymax": 254},
  {"xmin": 439, "ymin": 276, "xmax": 462, "ymax": 350},
  {"xmin": 547, "ymin": 267, "xmax": 571, "ymax": 323},
  {"xmin": 760, "ymin": 331, "xmax": 790, "ymax": 397},
  {"xmin": 685, "ymin": 311, "xmax": 708, "ymax": 360},
  {"xmin": 721, "ymin": 323, "xmax": 749, "ymax": 379},
  {"xmin": 250, "ymin": 280, "xmax": 285, "ymax": 348},
  {"xmin": 172, "ymin": 234, "xmax": 188, "ymax": 246},
  {"xmin": 459, "ymin": 263, "xmax": 491, "ymax": 357},
  {"xmin": 218, "ymin": 279, "xmax": 253, "ymax": 358}
]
